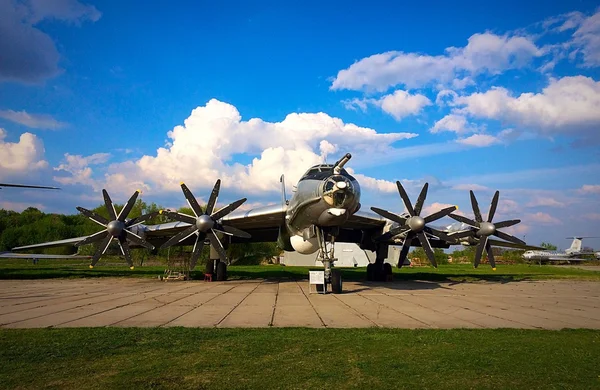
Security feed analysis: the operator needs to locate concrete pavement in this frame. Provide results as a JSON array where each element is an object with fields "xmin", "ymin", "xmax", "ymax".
[{"xmin": 0, "ymin": 278, "xmax": 599, "ymax": 329}]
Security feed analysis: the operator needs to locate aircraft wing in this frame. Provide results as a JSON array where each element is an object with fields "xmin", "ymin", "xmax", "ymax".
[
  {"xmin": 12, "ymin": 236, "xmax": 88, "ymax": 251},
  {"xmin": 342, "ymin": 209, "xmax": 387, "ymax": 229},
  {"xmin": 0, "ymin": 252, "xmax": 91, "ymax": 259}
]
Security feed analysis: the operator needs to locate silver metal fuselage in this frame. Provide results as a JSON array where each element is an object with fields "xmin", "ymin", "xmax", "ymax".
[{"xmin": 284, "ymin": 165, "xmax": 361, "ymax": 236}]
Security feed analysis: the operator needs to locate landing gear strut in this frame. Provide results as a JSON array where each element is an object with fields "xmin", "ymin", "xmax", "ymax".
[{"xmin": 316, "ymin": 227, "xmax": 342, "ymax": 294}]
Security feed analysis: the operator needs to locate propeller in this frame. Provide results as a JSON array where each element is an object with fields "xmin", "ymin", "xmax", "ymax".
[
  {"xmin": 159, "ymin": 180, "xmax": 250, "ymax": 270},
  {"xmin": 371, "ymin": 182, "xmax": 456, "ymax": 268},
  {"xmin": 75, "ymin": 189, "xmax": 157, "ymax": 269},
  {"xmin": 448, "ymin": 190, "xmax": 523, "ymax": 269}
]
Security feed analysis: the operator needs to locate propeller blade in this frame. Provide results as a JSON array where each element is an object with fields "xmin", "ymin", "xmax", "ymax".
[
  {"xmin": 470, "ymin": 191, "xmax": 483, "ymax": 223},
  {"xmin": 77, "ymin": 206, "xmax": 109, "ymax": 226},
  {"xmin": 423, "ymin": 206, "xmax": 456, "ymax": 224},
  {"xmin": 473, "ymin": 237, "xmax": 487, "ymax": 268},
  {"xmin": 416, "ymin": 231, "xmax": 437, "ymax": 268},
  {"xmin": 190, "ymin": 233, "xmax": 206, "ymax": 270},
  {"xmin": 487, "ymin": 239, "xmax": 544, "ymax": 251},
  {"xmin": 396, "ymin": 181, "xmax": 415, "ymax": 217},
  {"xmin": 413, "ymin": 183, "xmax": 429, "ymax": 216},
  {"xmin": 159, "ymin": 210, "xmax": 196, "ymax": 225},
  {"xmin": 205, "ymin": 179, "xmax": 221, "ymax": 215},
  {"xmin": 208, "ymin": 230, "xmax": 228, "ymax": 263},
  {"xmin": 218, "ymin": 225, "xmax": 251, "ymax": 239},
  {"xmin": 124, "ymin": 230, "xmax": 155, "ymax": 250},
  {"xmin": 211, "ymin": 198, "xmax": 247, "ymax": 221},
  {"xmin": 125, "ymin": 211, "xmax": 161, "ymax": 227},
  {"xmin": 118, "ymin": 238, "xmax": 134, "ymax": 268},
  {"xmin": 159, "ymin": 225, "xmax": 198, "ymax": 249},
  {"xmin": 180, "ymin": 183, "xmax": 203, "ymax": 217},
  {"xmin": 487, "ymin": 191, "xmax": 500, "ymax": 222},
  {"xmin": 494, "ymin": 219, "xmax": 521, "ymax": 229},
  {"xmin": 398, "ymin": 233, "xmax": 414, "ymax": 268},
  {"xmin": 102, "ymin": 189, "xmax": 117, "ymax": 220},
  {"xmin": 424, "ymin": 227, "xmax": 453, "ymax": 242},
  {"xmin": 91, "ymin": 234, "xmax": 113, "ymax": 266},
  {"xmin": 485, "ymin": 240, "xmax": 497, "ymax": 269},
  {"xmin": 75, "ymin": 230, "xmax": 108, "ymax": 247},
  {"xmin": 493, "ymin": 230, "xmax": 526, "ymax": 245},
  {"xmin": 370, "ymin": 207, "xmax": 406, "ymax": 225},
  {"xmin": 448, "ymin": 213, "xmax": 480, "ymax": 228},
  {"xmin": 117, "ymin": 190, "xmax": 140, "ymax": 222},
  {"xmin": 378, "ymin": 225, "xmax": 411, "ymax": 241}
]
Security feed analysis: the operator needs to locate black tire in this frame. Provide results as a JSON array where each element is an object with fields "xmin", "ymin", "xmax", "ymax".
[
  {"xmin": 331, "ymin": 270, "xmax": 342, "ymax": 294},
  {"xmin": 216, "ymin": 262, "xmax": 227, "ymax": 281},
  {"xmin": 205, "ymin": 259, "xmax": 215, "ymax": 275},
  {"xmin": 316, "ymin": 284, "xmax": 325, "ymax": 293},
  {"xmin": 366, "ymin": 263, "xmax": 374, "ymax": 281},
  {"xmin": 383, "ymin": 263, "xmax": 392, "ymax": 280}
]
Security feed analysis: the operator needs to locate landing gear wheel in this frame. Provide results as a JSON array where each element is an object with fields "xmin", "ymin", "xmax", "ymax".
[
  {"xmin": 366, "ymin": 263, "xmax": 374, "ymax": 281},
  {"xmin": 383, "ymin": 263, "xmax": 393, "ymax": 281},
  {"xmin": 205, "ymin": 259, "xmax": 215, "ymax": 275},
  {"xmin": 216, "ymin": 262, "xmax": 227, "ymax": 281},
  {"xmin": 331, "ymin": 269, "xmax": 342, "ymax": 294}
]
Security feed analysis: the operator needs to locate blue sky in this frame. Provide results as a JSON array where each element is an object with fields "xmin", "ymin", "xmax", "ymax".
[{"xmin": 1, "ymin": 0, "xmax": 599, "ymax": 250}]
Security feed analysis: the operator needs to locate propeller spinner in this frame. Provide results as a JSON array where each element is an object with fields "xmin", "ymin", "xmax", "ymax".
[
  {"xmin": 75, "ymin": 189, "xmax": 158, "ymax": 269},
  {"xmin": 448, "ymin": 190, "xmax": 523, "ymax": 269},
  {"xmin": 159, "ymin": 180, "xmax": 251, "ymax": 270},
  {"xmin": 371, "ymin": 182, "xmax": 456, "ymax": 268}
]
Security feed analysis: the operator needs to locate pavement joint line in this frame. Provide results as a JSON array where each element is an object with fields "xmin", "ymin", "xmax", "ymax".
[
  {"xmin": 107, "ymin": 282, "xmax": 219, "ymax": 326},
  {"xmin": 295, "ymin": 280, "xmax": 327, "ymax": 328},
  {"xmin": 159, "ymin": 284, "xmax": 239, "ymax": 328},
  {"xmin": 53, "ymin": 282, "xmax": 207, "ymax": 328},
  {"xmin": 268, "ymin": 280, "xmax": 280, "ymax": 327},
  {"xmin": 357, "ymin": 293, "xmax": 432, "ymax": 328},
  {"xmin": 455, "ymin": 295, "xmax": 575, "ymax": 327},
  {"xmin": 215, "ymin": 281, "xmax": 264, "ymax": 327},
  {"xmin": 0, "ymin": 285, "xmax": 142, "ymax": 316},
  {"xmin": 331, "ymin": 294, "xmax": 380, "ymax": 328},
  {"xmin": 3, "ymin": 283, "xmax": 181, "ymax": 327}
]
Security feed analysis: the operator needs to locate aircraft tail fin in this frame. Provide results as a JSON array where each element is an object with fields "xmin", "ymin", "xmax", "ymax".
[
  {"xmin": 566, "ymin": 237, "xmax": 583, "ymax": 254},
  {"xmin": 280, "ymin": 174, "xmax": 288, "ymax": 206}
]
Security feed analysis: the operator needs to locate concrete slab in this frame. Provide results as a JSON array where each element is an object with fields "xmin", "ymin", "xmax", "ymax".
[{"xmin": 0, "ymin": 278, "xmax": 599, "ymax": 329}]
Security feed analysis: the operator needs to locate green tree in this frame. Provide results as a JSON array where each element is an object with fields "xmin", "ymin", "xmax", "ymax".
[
  {"xmin": 540, "ymin": 242, "xmax": 557, "ymax": 250},
  {"xmin": 410, "ymin": 247, "xmax": 448, "ymax": 265}
]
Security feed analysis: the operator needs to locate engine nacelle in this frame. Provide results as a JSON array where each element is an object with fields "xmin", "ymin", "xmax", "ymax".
[{"xmin": 290, "ymin": 234, "xmax": 319, "ymax": 254}]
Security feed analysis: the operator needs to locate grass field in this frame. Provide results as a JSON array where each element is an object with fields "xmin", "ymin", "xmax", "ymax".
[
  {"xmin": 0, "ymin": 328, "xmax": 598, "ymax": 389},
  {"xmin": 0, "ymin": 258, "xmax": 599, "ymax": 281}
]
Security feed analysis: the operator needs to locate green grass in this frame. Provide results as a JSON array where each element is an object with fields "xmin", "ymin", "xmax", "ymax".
[
  {"xmin": 1, "ymin": 258, "xmax": 599, "ymax": 281},
  {"xmin": 0, "ymin": 328, "xmax": 598, "ymax": 389}
]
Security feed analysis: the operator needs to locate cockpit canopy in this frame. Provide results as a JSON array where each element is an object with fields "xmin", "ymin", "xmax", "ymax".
[{"xmin": 299, "ymin": 164, "xmax": 350, "ymax": 181}]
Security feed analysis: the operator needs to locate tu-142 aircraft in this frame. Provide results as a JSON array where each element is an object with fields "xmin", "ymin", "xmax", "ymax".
[
  {"xmin": 523, "ymin": 237, "xmax": 599, "ymax": 263},
  {"xmin": 11, "ymin": 153, "xmax": 540, "ymax": 293}
]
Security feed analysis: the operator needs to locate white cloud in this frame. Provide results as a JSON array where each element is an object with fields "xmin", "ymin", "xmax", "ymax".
[
  {"xmin": 53, "ymin": 152, "xmax": 111, "ymax": 189},
  {"xmin": 525, "ymin": 212, "xmax": 562, "ymax": 225},
  {"xmin": 454, "ymin": 76, "xmax": 600, "ymax": 137},
  {"xmin": 430, "ymin": 114, "xmax": 476, "ymax": 134},
  {"xmin": 330, "ymin": 32, "xmax": 540, "ymax": 92},
  {"xmin": 526, "ymin": 197, "xmax": 566, "ymax": 208},
  {"xmin": 76, "ymin": 99, "xmax": 420, "ymax": 197},
  {"xmin": 421, "ymin": 202, "xmax": 464, "ymax": 217},
  {"xmin": 452, "ymin": 184, "xmax": 490, "ymax": 192},
  {"xmin": 0, "ymin": 0, "xmax": 100, "ymax": 84},
  {"xmin": 572, "ymin": 9, "xmax": 600, "ymax": 67},
  {"xmin": 456, "ymin": 134, "xmax": 499, "ymax": 147},
  {"xmin": 0, "ymin": 128, "xmax": 48, "ymax": 178},
  {"xmin": 584, "ymin": 213, "xmax": 600, "ymax": 221},
  {"xmin": 0, "ymin": 109, "xmax": 66, "ymax": 129},
  {"xmin": 343, "ymin": 90, "xmax": 431, "ymax": 120},
  {"xmin": 578, "ymin": 184, "xmax": 600, "ymax": 194},
  {"xmin": 351, "ymin": 174, "xmax": 396, "ymax": 193}
]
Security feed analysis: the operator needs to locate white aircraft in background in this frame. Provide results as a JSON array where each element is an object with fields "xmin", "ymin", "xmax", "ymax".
[{"xmin": 523, "ymin": 237, "xmax": 598, "ymax": 262}]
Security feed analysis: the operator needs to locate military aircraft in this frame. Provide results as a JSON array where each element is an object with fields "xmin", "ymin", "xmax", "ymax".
[
  {"xmin": 10, "ymin": 153, "xmax": 537, "ymax": 293},
  {"xmin": 523, "ymin": 237, "xmax": 599, "ymax": 263}
]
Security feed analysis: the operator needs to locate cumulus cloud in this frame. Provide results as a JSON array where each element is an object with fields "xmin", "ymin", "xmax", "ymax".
[
  {"xmin": 430, "ymin": 114, "xmax": 477, "ymax": 134},
  {"xmin": 456, "ymin": 134, "xmax": 499, "ymax": 147},
  {"xmin": 526, "ymin": 197, "xmax": 566, "ymax": 208},
  {"xmin": 330, "ymin": 32, "xmax": 540, "ymax": 92},
  {"xmin": 0, "ymin": 109, "xmax": 66, "ymax": 129},
  {"xmin": 525, "ymin": 212, "xmax": 562, "ymax": 225},
  {"xmin": 578, "ymin": 184, "xmax": 600, "ymax": 194},
  {"xmin": 0, "ymin": 128, "xmax": 48, "ymax": 178},
  {"xmin": 53, "ymin": 152, "xmax": 110, "ymax": 189},
  {"xmin": 58, "ymin": 99, "xmax": 420, "ymax": 197},
  {"xmin": 453, "ymin": 76, "xmax": 600, "ymax": 138},
  {"xmin": 544, "ymin": 9, "xmax": 600, "ymax": 68},
  {"xmin": 0, "ymin": 0, "xmax": 101, "ymax": 84},
  {"xmin": 343, "ymin": 90, "xmax": 432, "ymax": 120}
]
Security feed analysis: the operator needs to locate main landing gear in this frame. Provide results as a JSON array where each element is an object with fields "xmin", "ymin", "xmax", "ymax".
[
  {"xmin": 316, "ymin": 227, "xmax": 343, "ymax": 294},
  {"xmin": 366, "ymin": 244, "xmax": 393, "ymax": 282},
  {"xmin": 205, "ymin": 245, "xmax": 228, "ymax": 281}
]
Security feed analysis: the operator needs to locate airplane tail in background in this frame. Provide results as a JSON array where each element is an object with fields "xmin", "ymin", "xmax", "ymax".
[{"xmin": 565, "ymin": 237, "xmax": 583, "ymax": 254}]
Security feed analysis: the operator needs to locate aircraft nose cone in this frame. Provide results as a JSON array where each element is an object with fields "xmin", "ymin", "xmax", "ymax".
[
  {"xmin": 107, "ymin": 220, "xmax": 125, "ymax": 236},
  {"xmin": 478, "ymin": 222, "xmax": 496, "ymax": 236},
  {"xmin": 408, "ymin": 216, "xmax": 425, "ymax": 232},
  {"xmin": 196, "ymin": 215, "xmax": 214, "ymax": 232}
]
